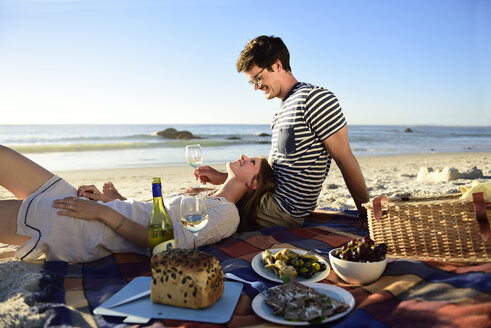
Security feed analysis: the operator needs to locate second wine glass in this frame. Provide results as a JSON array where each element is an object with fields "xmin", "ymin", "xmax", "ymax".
[{"xmin": 180, "ymin": 195, "xmax": 209, "ymax": 249}]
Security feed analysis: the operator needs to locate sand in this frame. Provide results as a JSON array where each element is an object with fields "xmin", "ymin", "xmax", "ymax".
[
  {"xmin": 321, "ymin": 152, "xmax": 490, "ymax": 210},
  {"xmin": 0, "ymin": 259, "xmax": 49, "ymax": 327},
  {"xmin": 2, "ymin": 152, "xmax": 489, "ymax": 205},
  {"xmin": 0, "ymin": 152, "xmax": 490, "ymax": 327}
]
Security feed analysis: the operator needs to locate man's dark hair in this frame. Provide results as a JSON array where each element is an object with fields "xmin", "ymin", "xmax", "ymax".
[{"xmin": 236, "ymin": 35, "xmax": 291, "ymax": 73}]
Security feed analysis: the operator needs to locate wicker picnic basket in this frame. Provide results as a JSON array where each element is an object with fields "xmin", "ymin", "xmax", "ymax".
[{"xmin": 363, "ymin": 192, "xmax": 491, "ymax": 263}]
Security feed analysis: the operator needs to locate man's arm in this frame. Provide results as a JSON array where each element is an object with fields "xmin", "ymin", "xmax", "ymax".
[{"xmin": 322, "ymin": 125, "xmax": 369, "ymax": 221}]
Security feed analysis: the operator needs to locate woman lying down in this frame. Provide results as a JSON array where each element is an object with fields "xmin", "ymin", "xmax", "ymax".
[{"xmin": 0, "ymin": 145, "xmax": 275, "ymax": 263}]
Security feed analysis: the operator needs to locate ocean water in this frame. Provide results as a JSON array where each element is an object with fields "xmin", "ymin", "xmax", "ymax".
[{"xmin": 1, "ymin": 124, "xmax": 490, "ymax": 171}]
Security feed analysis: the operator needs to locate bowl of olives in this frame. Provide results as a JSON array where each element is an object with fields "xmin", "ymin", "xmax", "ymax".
[{"xmin": 329, "ymin": 237, "xmax": 387, "ymax": 285}]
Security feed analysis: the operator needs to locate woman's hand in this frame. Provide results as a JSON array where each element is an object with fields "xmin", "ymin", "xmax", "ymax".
[
  {"xmin": 193, "ymin": 166, "xmax": 227, "ymax": 185},
  {"xmin": 53, "ymin": 196, "xmax": 107, "ymax": 221},
  {"xmin": 77, "ymin": 185, "xmax": 113, "ymax": 202}
]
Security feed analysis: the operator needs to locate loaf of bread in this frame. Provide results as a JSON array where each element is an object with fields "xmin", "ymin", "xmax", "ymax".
[{"xmin": 150, "ymin": 248, "xmax": 224, "ymax": 309}]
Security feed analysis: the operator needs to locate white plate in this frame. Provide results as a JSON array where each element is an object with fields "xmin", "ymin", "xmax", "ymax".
[
  {"xmin": 251, "ymin": 282, "xmax": 355, "ymax": 326},
  {"xmin": 251, "ymin": 248, "xmax": 330, "ymax": 283}
]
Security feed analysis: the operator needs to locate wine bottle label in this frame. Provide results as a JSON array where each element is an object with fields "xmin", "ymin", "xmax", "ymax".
[{"xmin": 152, "ymin": 239, "xmax": 175, "ymax": 255}]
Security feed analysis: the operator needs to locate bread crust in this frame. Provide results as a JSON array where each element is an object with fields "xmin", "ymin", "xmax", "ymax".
[{"xmin": 150, "ymin": 249, "xmax": 224, "ymax": 309}]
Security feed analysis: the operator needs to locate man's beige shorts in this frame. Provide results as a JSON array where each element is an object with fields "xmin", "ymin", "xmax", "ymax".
[{"xmin": 256, "ymin": 192, "xmax": 305, "ymax": 229}]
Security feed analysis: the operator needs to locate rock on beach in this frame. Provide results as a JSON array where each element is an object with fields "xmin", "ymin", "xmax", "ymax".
[{"xmin": 156, "ymin": 128, "xmax": 200, "ymax": 140}]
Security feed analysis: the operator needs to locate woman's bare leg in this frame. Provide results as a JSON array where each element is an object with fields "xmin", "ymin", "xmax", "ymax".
[
  {"xmin": 0, "ymin": 200, "xmax": 31, "ymax": 245},
  {"xmin": 0, "ymin": 145, "xmax": 54, "ymax": 199}
]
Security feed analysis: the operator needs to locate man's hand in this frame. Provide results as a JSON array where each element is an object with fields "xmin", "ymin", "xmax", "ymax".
[{"xmin": 193, "ymin": 166, "xmax": 228, "ymax": 185}]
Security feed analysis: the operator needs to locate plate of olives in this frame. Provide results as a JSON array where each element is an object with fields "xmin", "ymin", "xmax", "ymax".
[{"xmin": 251, "ymin": 248, "xmax": 330, "ymax": 283}]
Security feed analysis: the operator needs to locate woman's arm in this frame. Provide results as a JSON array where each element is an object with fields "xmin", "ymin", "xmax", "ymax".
[{"xmin": 52, "ymin": 197, "xmax": 149, "ymax": 249}]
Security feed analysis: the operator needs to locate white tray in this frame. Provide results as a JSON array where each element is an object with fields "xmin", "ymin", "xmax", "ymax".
[{"xmin": 94, "ymin": 276, "xmax": 243, "ymax": 324}]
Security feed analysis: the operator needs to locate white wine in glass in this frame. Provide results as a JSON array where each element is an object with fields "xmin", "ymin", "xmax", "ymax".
[
  {"xmin": 185, "ymin": 144, "xmax": 203, "ymax": 187},
  {"xmin": 186, "ymin": 144, "xmax": 203, "ymax": 168},
  {"xmin": 180, "ymin": 195, "xmax": 209, "ymax": 249}
]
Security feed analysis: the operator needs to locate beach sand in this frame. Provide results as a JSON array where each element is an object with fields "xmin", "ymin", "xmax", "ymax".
[
  {"xmin": 0, "ymin": 152, "xmax": 490, "ymax": 327},
  {"xmin": 2, "ymin": 152, "xmax": 490, "ymax": 204},
  {"xmin": 2, "ymin": 152, "xmax": 489, "ymax": 206}
]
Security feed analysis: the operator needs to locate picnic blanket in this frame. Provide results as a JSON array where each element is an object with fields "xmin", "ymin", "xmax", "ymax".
[{"xmin": 31, "ymin": 212, "xmax": 491, "ymax": 327}]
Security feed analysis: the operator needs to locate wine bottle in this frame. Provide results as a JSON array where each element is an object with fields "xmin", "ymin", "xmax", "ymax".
[{"xmin": 148, "ymin": 177, "xmax": 175, "ymax": 256}]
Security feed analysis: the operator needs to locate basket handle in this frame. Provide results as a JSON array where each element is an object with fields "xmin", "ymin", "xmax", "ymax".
[
  {"xmin": 373, "ymin": 195, "xmax": 388, "ymax": 220},
  {"xmin": 472, "ymin": 192, "xmax": 490, "ymax": 241}
]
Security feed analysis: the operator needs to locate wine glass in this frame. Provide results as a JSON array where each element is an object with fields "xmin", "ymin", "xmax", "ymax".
[
  {"xmin": 180, "ymin": 195, "xmax": 209, "ymax": 249},
  {"xmin": 185, "ymin": 144, "xmax": 203, "ymax": 187}
]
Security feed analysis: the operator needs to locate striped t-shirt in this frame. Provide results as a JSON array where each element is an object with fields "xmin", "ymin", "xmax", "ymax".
[{"xmin": 270, "ymin": 82, "xmax": 346, "ymax": 217}]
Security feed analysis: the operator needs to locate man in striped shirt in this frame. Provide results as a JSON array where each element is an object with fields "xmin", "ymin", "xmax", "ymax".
[{"xmin": 196, "ymin": 35, "xmax": 369, "ymax": 229}]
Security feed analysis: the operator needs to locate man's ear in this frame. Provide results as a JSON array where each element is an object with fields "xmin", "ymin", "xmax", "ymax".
[{"xmin": 274, "ymin": 59, "xmax": 282, "ymax": 71}]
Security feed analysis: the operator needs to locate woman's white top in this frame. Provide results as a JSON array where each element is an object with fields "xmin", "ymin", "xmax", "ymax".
[{"xmin": 15, "ymin": 176, "xmax": 239, "ymax": 263}]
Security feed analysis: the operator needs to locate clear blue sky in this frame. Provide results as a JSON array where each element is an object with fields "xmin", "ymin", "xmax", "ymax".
[{"xmin": 1, "ymin": 0, "xmax": 490, "ymax": 126}]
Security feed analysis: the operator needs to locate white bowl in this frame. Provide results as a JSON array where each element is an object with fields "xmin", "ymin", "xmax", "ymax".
[{"xmin": 329, "ymin": 248, "xmax": 387, "ymax": 285}]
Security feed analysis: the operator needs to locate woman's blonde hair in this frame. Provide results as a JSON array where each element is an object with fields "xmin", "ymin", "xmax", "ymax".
[{"xmin": 236, "ymin": 157, "xmax": 276, "ymax": 232}]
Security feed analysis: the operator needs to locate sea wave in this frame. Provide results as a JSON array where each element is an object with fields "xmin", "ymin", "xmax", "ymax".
[
  {"xmin": 5, "ymin": 133, "xmax": 157, "ymax": 144},
  {"xmin": 6, "ymin": 132, "xmax": 271, "ymax": 146},
  {"xmin": 8, "ymin": 139, "xmax": 269, "ymax": 154},
  {"xmin": 9, "ymin": 142, "xmax": 156, "ymax": 153}
]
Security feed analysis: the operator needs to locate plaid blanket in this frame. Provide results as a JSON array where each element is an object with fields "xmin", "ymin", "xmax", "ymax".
[{"xmin": 33, "ymin": 213, "xmax": 491, "ymax": 327}]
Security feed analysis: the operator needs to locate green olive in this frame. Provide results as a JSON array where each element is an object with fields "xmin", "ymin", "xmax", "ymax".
[{"xmin": 312, "ymin": 262, "xmax": 321, "ymax": 271}]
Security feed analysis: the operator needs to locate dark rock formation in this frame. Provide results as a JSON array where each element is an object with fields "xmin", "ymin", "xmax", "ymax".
[{"xmin": 156, "ymin": 128, "xmax": 200, "ymax": 140}]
